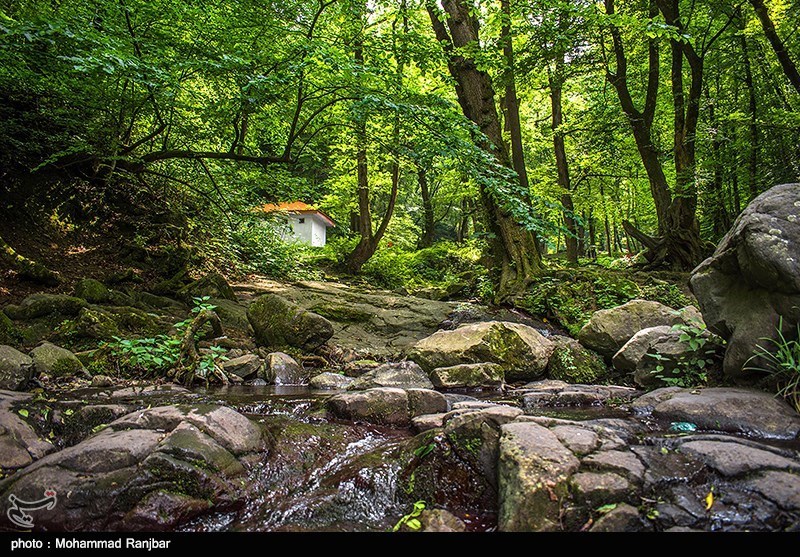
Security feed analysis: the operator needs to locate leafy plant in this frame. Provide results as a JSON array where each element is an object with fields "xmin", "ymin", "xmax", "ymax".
[
  {"xmin": 392, "ymin": 500, "xmax": 426, "ymax": 532},
  {"xmin": 648, "ymin": 322, "xmax": 724, "ymax": 388},
  {"xmin": 744, "ymin": 317, "xmax": 800, "ymax": 412}
]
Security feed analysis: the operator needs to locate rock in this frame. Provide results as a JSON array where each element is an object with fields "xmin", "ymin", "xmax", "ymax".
[
  {"xmin": 73, "ymin": 278, "xmax": 111, "ymax": 303},
  {"xmin": 689, "ymin": 183, "xmax": 800, "ymax": 379},
  {"xmin": 91, "ymin": 374, "xmax": 114, "ymax": 388},
  {"xmin": 0, "ymin": 345, "xmax": 34, "ymax": 390},
  {"xmin": 411, "ymin": 413, "xmax": 446, "ymax": 433},
  {"xmin": 247, "ymin": 294, "xmax": 333, "ymax": 351},
  {"xmin": 309, "ymin": 372, "xmax": 354, "ymax": 390},
  {"xmin": 517, "ymin": 380, "xmax": 640, "ymax": 409},
  {"xmin": 570, "ymin": 471, "xmax": 633, "ymax": 507},
  {"xmin": 30, "ymin": 342, "xmax": 85, "ymax": 378},
  {"xmin": 498, "ymin": 422, "xmax": 580, "ymax": 531},
  {"xmin": 349, "ymin": 361, "xmax": 434, "ymax": 390},
  {"xmin": 0, "ymin": 390, "xmax": 56, "ymax": 471},
  {"xmin": 4, "ymin": 293, "xmax": 88, "ymax": 320},
  {"xmin": 176, "ymin": 272, "xmax": 237, "ymax": 303},
  {"xmin": 577, "ymin": 300, "xmax": 691, "ymax": 360},
  {"xmin": 0, "ymin": 311, "xmax": 19, "ymax": 345},
  {"xmin": 221, "ymin": 354, "xmax": 262, "ymax": 380},
  {"xmin": 103, "ymin": 306, "xmax": 162, "ymax": 335},
  {"xmin": 260, "ymin": 352, "xmax": 306, "ymax": 385},
  {"xmin": 430, "ymin": 362, "xmax": 504, "ymax": 389},
  {"xmin": 590, "ymin": 503, "xmax": 649, "ymax": 532},
  {"xmin": 71, "ymin": 307, "xmax": 120, "ymax": 340},
  {"xmin": 743, "ymin": 471, "xmax": 800, "ymax": 511},
  {"xmin": 208, "ymin": 298, "xmax": 252, "ymax": 334},
  {"xmin": 409, "ymin": 321, "xmax": 554, "ymax": 382},
  {"xmin": 676, "ymin": 439, "xmax": 800, "ymax": 477},
  {"xmin": 633, "ymin": 387, "xmax": 800, "ymax": 440},
  {"xmin": 547, "ymin": 336, "xmax": 609, "ymax": 384},
  {"xmin": 342, "ymin": 359, "xmax": 381, "ymax": 377},
  {"xmin": 0, "ymin": 403, "xmax": 261, "ymax": 530},
  {"xmin": 407, "ymin": 389, "xmax": 448, "ymax": 417},
  {"xmin": 326, "ymin": 387, "xmax": 410, "ymax": 426},
  {"xmin": 418, "ymin": 509, "xmax": 466, "ymax": 532},
  {"xmin": 582, "ymin": 450, "xmax": 646, "ymax": 485},
  {"xmin": 612, "ymin": 325, "xmax": 724, "ymax": 388},
  {"xmin": 134, "ymin": 291, "xmax": 186, "ymax": 312},
  {"xmin": 551, "ymin": 425, "xmax": 600, "ymax": 456}
]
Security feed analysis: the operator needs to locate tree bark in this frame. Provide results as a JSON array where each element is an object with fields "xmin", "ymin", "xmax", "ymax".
[
  {"xmin": 418, "ymin": 167, "xmax": 435, "ymax": 248},
  {"xmin": 0, "ymin": 235, "xmax": 60, "ymax": 286},
  {"xmin": 428, "ymin": 0, "xmax": 542, "ymax": 300},
  {"xmin": 749, "ymin": 0, "xmax": 800, "ymax": 95},
  {"xmin": 739, "ymin": 17, "xmax": 760, "ymax": 201}
]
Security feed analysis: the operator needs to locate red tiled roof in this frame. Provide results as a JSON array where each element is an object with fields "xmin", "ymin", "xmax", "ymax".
[{"xmin": 256, "ymin": 201, "xmax": 335, "ymax": 227}]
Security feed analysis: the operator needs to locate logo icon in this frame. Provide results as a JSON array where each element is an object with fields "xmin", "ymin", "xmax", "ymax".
[{"xmin": 7, "ymin": 489, "xmax": 57, "ymax": 529}]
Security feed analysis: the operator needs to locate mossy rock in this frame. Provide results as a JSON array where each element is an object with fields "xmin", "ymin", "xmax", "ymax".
[
  {"xmin": 309, "ymin": 302, "xmax": 374, "ymax": 323},
  {"xmin": 105, "ymin": 268, "xmax": 144, "ymax": 285},
  {"xmin": 176, "ymin": 273, "xmax": 236, "ymax": 303},
  {"xmin": 30, "ymin": 342, "xmax": 86, "ymax": 378},
  {"xmin": 104, "ymin": 306, "xmax": 163, "ymax": 335},
  {"xmin": 546, "ymin": 337, "xmax": 609, "ymax": 384},
  {"xmin": 247, "ymin": 294, "xmax": 333, "ymax": 351},
  {"xmin": 4, "ymin": 294, "xmax": 88, "ymax": 320},
  {"xmin": 107, "ymin": 289, "xmax": 136, "ymax": 306},
  {"xmin": 0, "ymin": 311, "xmax": 20, "ymax": 345},
  {"xmin": 71, "ymin": 307, "xmax": 121, "ymax": 340},
  {"xmin": 73, "ymin": 279, "xmax": 111, "ymax": 304},
  {"xmin": 135, "ymin": 292, "xmax": 186, "ymax": 312}
]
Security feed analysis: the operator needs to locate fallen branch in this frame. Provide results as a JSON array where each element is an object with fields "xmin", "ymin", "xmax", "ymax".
[
  {"xmin": 0, "ymin": 235, "xmax": 60, "ymax": 286},
  {"xmin": 174, "ymin": 309, "xmax": 227, "ymax": 386}
]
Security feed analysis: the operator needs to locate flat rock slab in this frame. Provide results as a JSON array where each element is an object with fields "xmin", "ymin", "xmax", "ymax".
[
  {"xmin": 677, "ymin": 439, "xmax": 800, "ymax": 477},
  {"xmin": 634, "ymin": 387, "xmax": 800, "ymax": 440}
]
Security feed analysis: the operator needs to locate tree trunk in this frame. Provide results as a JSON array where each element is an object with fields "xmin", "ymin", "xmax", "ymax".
[
  {"xmin": 749, "ymin": 0, "xmax": 800, "ymax": 95},
  {"xmin": 739, "ymin": 19, "xmax": 760, "ymax": 201},
  {"xmin": 418, "ymin": 167, "xmax": 435, "ymax": 248},
  {"xmin": 428, "ymin": 0, "xmax": 542, "ymax": 301},
  {"xmin": 549, "ymin": 51, "xmax": 578, "ymax": 263},
  {"xmin": 0, "ymin": 235, "xmax": 60, "ymax": 286},
  {"xmin": 457, "ymin": 197, "xmax": 470, "ymax": 243}
]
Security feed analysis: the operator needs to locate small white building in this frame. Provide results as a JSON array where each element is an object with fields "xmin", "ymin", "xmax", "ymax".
[{"xmin": 257, "ymin": 201, "xmax": 335, "ymax": 247}]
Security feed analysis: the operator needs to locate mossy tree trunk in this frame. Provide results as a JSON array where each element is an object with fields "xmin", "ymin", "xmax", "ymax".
[{"xmin": 0, "ymin": 235, "xmax": 60, "ymax": 286}]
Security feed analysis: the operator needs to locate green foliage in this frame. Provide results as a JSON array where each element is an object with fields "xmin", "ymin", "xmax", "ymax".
[
  {"xmin": 744, "ymin": 318, "xmax": 800, "ymax": 412},
  {"xmin": 392, "ymin": 500, "xmax": 426, "ymax": 532},
  {"xmin": 648, "ymin": 323, "xmax": 724, "ymax": 388},
  {"xmin": 101, "ymin": 297, "xmax": 228, "ymax": 379}
]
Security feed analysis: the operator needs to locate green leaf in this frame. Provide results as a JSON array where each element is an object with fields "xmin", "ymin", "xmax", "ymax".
[
  {"xmin": 406, "ymin": 518, "xmax": 421, "ymax": 530},
  {"xmin": 18, "ymin": 409, "xmax": 29, "ymax": 418},
  {"xmin": 596, "ymin": 503, "xmax": 618, "ymax": 514}
]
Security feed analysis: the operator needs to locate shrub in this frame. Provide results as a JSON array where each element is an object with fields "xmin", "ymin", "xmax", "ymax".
[{"xmin": 744, "ymin": 318, "xmax": 800, "ymax": 412}]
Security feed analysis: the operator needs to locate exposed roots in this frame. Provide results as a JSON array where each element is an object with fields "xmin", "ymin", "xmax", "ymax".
[{"xmin": 173, "ymin": 309, "xmax": 229, "ymax": 386}]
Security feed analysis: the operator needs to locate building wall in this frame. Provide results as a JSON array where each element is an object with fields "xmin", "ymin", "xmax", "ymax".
[{"xmin": 286, "ymin": 214, "xmax": 327, "ymax": 247}]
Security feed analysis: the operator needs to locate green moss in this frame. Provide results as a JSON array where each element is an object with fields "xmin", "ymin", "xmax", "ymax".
[
  {"xmin": 0, "ymin": 310, "xmax": 20, "ymax": 345},
  {"xmin": 548, "ymin": 345, "xmax": 608, "ymax": 384},
  {"xmin": 7, "ymin": 294, "xmax": 88, "ymax": 320},
  {"xmin": 73, "ymin": 279, "xmax": 110, "ymax": 303},
  {"xmin": 50, "ymin": 357, "xmax": 84, "ymax": 377},
  {"xmin": 309, "ymin": 302, "xmax": 373, "ymax": 323}
]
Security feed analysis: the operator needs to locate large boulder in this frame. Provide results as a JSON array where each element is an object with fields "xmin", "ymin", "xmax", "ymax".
[
  {"xmin": 430, "ymin": 362, "xmax": 504, "ymax": 389},
  {"xmin": 73, "ymin": 278, "xmax": 111, "ymax": 304},
  {"xmin": 612, "ymin": 325, "xmax": 724, "ymax": 388},
  {"xmin": 326, "ymin": 387, "xmax": 447, "ymax": 426},
  {"xmin": 246, "ymin": 294, "xmax": 333, "ymax": 351},
  {"xmin": 221, "ymin": 354, "xmax": 262, "ymax": 380},
  {"xmin": 29, "ymin": 342, "xmax": 86, "ymax": 379},
  {"xmin": 348, "ymin": 361, "xmax": 434, "ymax": 390},
  {"xmin": 309, "ymin": 372, "xmax": 354, "ymax": 390},
  {"xmin": 689, "ymin": 183, "xmax": 800, "ymax": 379},
  {"xmin": 408, "ymin": 321, "xmax": 554, "ymax": 382},
  {"xmin": 577, "ymin": 300, "xmax": 698, "ymax": 360},
  {"xmin": 0, "ymin": 346, "xmax": 34, "ymax": 391},
  {"xmin": 260, "ymin": 352, "xmax": 306, "ymax": 385}
]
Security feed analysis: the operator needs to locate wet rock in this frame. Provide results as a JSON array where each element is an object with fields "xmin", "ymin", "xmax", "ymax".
[
  {"xmin": 498, "ymin": 422, "xmax": 580, "ymax": 531},
  {"xmin": 409, "ymin": 321, "xmax": 554, "ymax": 382},
  {"xmin": 634, "ymin": 387, "xmax": 800, "ymax": 440},
  {"xmin": 30, "ymin": 342, "xmax": 86, "ymax": 379},
  {"xmin": 551, "ymin": 425, "xmax": 600, "ymax": 456},
  {"xmin": 743, "ymin": 471, "xmax": 800, "ymax": 511},
  {"xmin": 260, "ymin": 352, "xmax": 305, "ymax": 385},
  {"xmin": 176, "ymin": 272, "xmax": 237, "ymax": 303},
  {"xmin": 349, "ymin": 361, "xmax": 434, "ymax": 390},
  {"xmin": 0, "ymin": 390, "xmax": 56, "ymax": 472},
  {"xmin": 517, "ymin": 380, "xmax": 639, "ymax": 409},
  {"xmin": 577, "ymin": 300, "xmax": 694, "ymax": 360},
  {"xmin": 676, "ymin": 439, "xmax": 800, "ymax": 477},
  {"xmin": 547, "ymin": 337, "xmax": 609, "ymax": 384},
  {"xmin": 342, "ymin": 359, "xmax": 381, "ymax": 377},
  {"xmin": 309, "ymin": 372, "xmax": 354, "ymax": 390},
  {"xmin": 689, "ymin": 183, "xmax": 800, "ymax": 379},
  {"xmin": 0, "ymin": 345, "xmax": 34, "ymax": 390},
  {"xmin": 326, "ymin": 387, "xmax": 410, "ymax": 426},
  {"xmin": 590, "ymin": 503, "xmax": 650, "ymax": 532},
  {"xmin": 221, "ymin": 354, "xmax": 262, "ymax": 380},
  {"xmin": 407, "ymin": 389, "xmax": 447, "ymax": 416},
  {"xmin": 4, "ymin": 293, "xmax": 88, "ymax": 320},
  {"xmin": 247, "ymin": 294, "xmax": 333, "ymax": 351},
  {"xmin": 430, "ymin": 362, "xmax": 504, "ymax": 389},
  {"xmin": 0, "ymin": 403, "xmax": 260, "ymax": 530},
  {"xmin": 73, "ymin": 278, "xmax": 111, "ymax": 304},
  {"xmin": 612, "ymin": 325, "xmax": 724, "ymax": 388},
  {"xmin": 570, "ymin": 471, "xmax": 633, "ymax": 507}
]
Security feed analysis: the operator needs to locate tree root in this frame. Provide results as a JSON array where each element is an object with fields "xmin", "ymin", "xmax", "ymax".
[
  {"xmin": 173, "ymin": 309, "xmax": 229, "ymax": 386},
  {"xmin": 0, "ymin": 235, "xmax": 60, "ymax": 286}
]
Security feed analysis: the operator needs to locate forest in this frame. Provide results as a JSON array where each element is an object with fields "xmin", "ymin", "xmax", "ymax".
[{"xmin": 0, "ymin": 0, "xmax": 799, "ymax": 536}]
